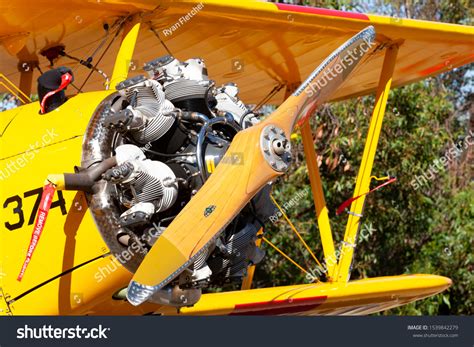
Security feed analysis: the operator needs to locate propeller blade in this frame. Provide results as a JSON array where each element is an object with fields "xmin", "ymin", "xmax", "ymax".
[
  {"xmin": 127, "ymin": 26, "xmax": 376, "ymax": 306},
  {"xmin": 267, "ymin": 25, "xmax": 376, "ymax": 134}
]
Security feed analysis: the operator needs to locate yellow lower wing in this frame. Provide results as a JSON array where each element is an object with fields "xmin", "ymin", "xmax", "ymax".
[{"xmin": 156, "ymin": 274, "xmax": 451, "ymax": 316}]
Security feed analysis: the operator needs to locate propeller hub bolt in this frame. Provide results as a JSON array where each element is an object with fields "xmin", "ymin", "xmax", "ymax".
[
  {"xmin": 271, "ymin": 139, "xmax": 287, "ymax": 155},
  {"xmin": 260, "ymin": 125, "xmax": 292, "ymax": 172}
]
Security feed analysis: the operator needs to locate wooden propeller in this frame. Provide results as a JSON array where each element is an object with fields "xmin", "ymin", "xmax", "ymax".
[{"xmin": 127, "ymin": 26, "xmax": 376, "ymax": 306}]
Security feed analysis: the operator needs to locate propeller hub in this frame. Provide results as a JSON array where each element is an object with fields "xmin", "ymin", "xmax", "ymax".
[{"xmin": 260, "ymin": 125, "xmax": 292, "ymax": 172}]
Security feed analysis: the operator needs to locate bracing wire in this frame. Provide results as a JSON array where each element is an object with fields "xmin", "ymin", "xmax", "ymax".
[
  {"xmin": 270, "ymin": 194, "xmax": 325, "ymax": 273},
  {"xmin": 262, "ymin": 236, "xmax": 316, "ymax": 281}
]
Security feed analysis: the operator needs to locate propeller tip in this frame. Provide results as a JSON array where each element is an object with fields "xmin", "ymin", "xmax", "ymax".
[{"xmin": 126, "ymin": 280, "xmax": 156, "ymax": 306}]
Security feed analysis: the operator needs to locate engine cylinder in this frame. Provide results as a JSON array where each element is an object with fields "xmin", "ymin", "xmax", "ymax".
[{"xmin": 118, "ymin": 78, "xmax": 176, "ymax": 144}]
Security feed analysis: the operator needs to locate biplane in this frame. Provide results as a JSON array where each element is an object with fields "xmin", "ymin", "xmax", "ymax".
[{"xmin": 0, "ymin": 0, "xmax": 473, "ymax": 316}]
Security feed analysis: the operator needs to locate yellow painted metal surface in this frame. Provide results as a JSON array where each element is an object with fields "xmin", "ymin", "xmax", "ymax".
[
  {"xmin": 110, "ymin": 22, "xmax": 141, "ymax": 90},
  {"xmin": 156, "ymin": 274, "xmax": 452, "ymax": 315},
  {"xmin": 1, "ymin": 1, "xmax": 473, "ymax": 104},
  {"xmin": 0, "ymin": 20, "xmax": 163, "ymax": 316},
  {"xmin": 301, "ymin": 120, "xmax": 336, "ymax": 279},
  {"xmin": 0, "ymin": 91, "xmax": 162, "ymax": 315},
  {"xmin": 335, "ymin": 44, "xmax": 399, "ymax": 283},
  {"xmin": 7, "ymin": 255, "xmax": 157, "ymax": 315},
  {"xmin": 0, "ymin": 1, "xmax": 464, "ymax": 315}
]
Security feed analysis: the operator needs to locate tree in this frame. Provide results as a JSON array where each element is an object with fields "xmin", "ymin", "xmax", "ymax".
[{"xmin": 259, "ymin": 0, "xmax": 473, "ymax": 315}]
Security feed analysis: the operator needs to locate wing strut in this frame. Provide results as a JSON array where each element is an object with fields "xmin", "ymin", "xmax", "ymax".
[
  {"xmin": 301, "ymin": 121, "xmax": 338, "ymax": 280},
  {"xmin": 110, "ymin": 22, "xmax": 141, "ymax": 89},
  {"xmin": 0, "ymin": 73, "xmax": 31, "ymax": 104},
  {"xmin": 240, "ymin": 228, "xmax": 263, "ymax": 290},
  {"xmin": 334, "ymin": 44, "xmax": 399, "ymax": 283}
]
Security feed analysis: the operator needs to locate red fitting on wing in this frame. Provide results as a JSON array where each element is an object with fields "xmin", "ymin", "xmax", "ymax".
[{"xmin": 336, "ymin": 176, "xmax": 397, "ymax": 216}]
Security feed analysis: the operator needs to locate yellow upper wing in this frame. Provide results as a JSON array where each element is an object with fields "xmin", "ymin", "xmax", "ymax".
[{"xmin": 1, "ymin": 0, "xmax": 473, "ymax": 103}]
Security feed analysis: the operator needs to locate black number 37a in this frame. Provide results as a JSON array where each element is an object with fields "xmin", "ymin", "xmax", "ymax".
[{"xmin": 3, "ymin": 188, "xmax": 67, "ymax": 231}]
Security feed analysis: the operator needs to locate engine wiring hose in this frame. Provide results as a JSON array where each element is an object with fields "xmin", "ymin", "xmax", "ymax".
[{"xmin": 46, "ymin": 157, "xmax": 117, "ymax": 192}]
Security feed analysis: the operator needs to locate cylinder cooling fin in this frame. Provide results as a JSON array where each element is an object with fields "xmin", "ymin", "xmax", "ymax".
[
  {"xmin": 82, "ymin": 55, "xmax": 274, "ymax": 307},
  {"xmin": 115, "ymin": 77, "xmax": 176, "ymax": 144}
]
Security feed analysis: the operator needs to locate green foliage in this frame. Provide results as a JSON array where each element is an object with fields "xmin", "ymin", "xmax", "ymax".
[
  {"xmin": 256, "ymin": 75, "xmax": 473, "ymax": 315},
  {"xmin": 264, "ymin": 0, "xmax": 473, "ymax": 316}
]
